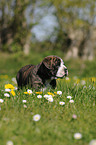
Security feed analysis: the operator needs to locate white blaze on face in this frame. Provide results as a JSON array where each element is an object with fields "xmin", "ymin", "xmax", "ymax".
[{"xmin": 56, "ymin": 59, "xmax": 67, "ymax": 78}]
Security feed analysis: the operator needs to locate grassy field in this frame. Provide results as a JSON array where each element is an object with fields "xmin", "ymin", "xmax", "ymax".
[{"xmin": 0, "ymin": 52, "xmax": 96, "ymax": 145}]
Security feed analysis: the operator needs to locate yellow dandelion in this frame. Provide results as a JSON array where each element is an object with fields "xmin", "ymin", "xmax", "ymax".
[
  {"xmin": 5, "ymin": 84, "xmax": 15, "ymax": 89},
  {"xmin": 47, "ymin": 92, "xmax": 55, "ymax": 96},
  {"xmin": 24, "ymin": 92, "xmax": 28, "ymax": 94},
  {"xmin": 35, "ymin": 92, "xmax": 43, "ymax": 94},
  {"xmin": 10, "ymin": 90, "xmax": 16, "ymax": 96},
  {"xmin": 91, "ymin": 77, "xmax": 96, "ymax": 83}
]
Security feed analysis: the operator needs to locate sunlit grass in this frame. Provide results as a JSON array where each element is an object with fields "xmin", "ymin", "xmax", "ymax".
[{"xmin": 0, "ymin": 75, "xmax": 96, "ymax": 145}]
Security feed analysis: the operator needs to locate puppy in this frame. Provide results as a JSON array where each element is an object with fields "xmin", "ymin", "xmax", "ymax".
[{"xmin": 16, "ymin": 55, "xmax": 68, "ymax": 90}]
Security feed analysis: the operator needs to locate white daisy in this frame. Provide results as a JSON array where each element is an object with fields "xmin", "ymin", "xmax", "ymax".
[
  {"xmin": 14, "ymin": 87, "xmax": 18, "ymax": 90},
  {"xmin": 43, "ymin": 94, "xmax": 49, "ymax": 99},
  {"xmin": 65, "ymin": 77, "xmax": 70, "ymax": 80},
  {"xmin": 57, "ymin": 91, "xmax": 62, "ymax": 95},
  {"xmin": 22, "ymin": 100, "xmax": 27, "ymax": 103},
  {"xmin": 0, "ymin": 99, "xmax": 4, "ymax": 103},
  {"xmin": 89, "ymin": 140, "xmax": 96, "ymax": 145},
  {"xmin": 37, "ymin": 95, "xmax": 42, "ymax": 98},
  {"xmin": 47, "ymin": 97, "xmax": 54, "ymax": 102},
  {"xmin": 69, "ymin": 100, "xmax": 74, "ymax": 103},
  {"xmin": 81, "ymin": 80, "xmax": 86, "ymax": 85},
  {"xmin": 48, "ymin": 95, "xmax": 53, "ymax": 98},
  {"xmin": 74, "ymin": 133, "xmax": 82, "ymax": 139},
  {"xmin": 12, "ymin": 77, "xmax": 17, "ymax": 84},
  {"xmin": 27, "ymin": 89, "xmax": 32, "ymax": 94},
  {"xmin": 67, "ymin": 96, "xmax": 72, "ymax": 99},
  {"xmin": 48, "ymin": 97, "xmax": 54, "ymax": 102},
  {"xmin": 72, "ymin": 114, "xmax": 77, "ymax": 119},
  {"xmin": 5, "ymin": 89, "xmax": 11, "ymax": 92},
  {"xmin": 23, "ymin": 105, "xmax": 27, "ymax": 108},
  {"xmin": 4, "ymin": 93, "xmax": 10, "ymax": 97},
  {"xmin": 6, "ymin": 141, "xmax": 13, "ymax": 145},
  {"xmin": 33, "ymin": 114, "xmax": 41, "ymax": 121},
  {"xmin": 59, "ymin": 101, "xmax": 65, "ymax": 105}
]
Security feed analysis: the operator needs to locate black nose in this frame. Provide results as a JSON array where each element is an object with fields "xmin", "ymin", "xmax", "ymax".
[{"xmin": 64, "ymin": 68, "xmax": 68, "ymax": 76}]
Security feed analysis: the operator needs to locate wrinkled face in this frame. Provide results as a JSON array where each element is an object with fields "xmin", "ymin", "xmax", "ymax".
[
  {"xmin": 42, "ymin": 56, "xmax": 68, "ymax": 79},
  {"xmin": 56, "ymin": 59, "xmax": 68, "ymax": 78}
]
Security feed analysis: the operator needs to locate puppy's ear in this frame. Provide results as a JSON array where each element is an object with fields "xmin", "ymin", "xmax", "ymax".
[
  {"xmin": 42, "ymin": 57, "xmax": 53, "ymax": 69},
  {"xmin": 37, "ymin": 62, "xmax": 51, "ymax": 78}
]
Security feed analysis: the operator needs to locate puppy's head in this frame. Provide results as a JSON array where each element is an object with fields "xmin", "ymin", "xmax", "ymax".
[{"xmin": 37, "ymin": 55, "xmax": 68, "ymax": 79}]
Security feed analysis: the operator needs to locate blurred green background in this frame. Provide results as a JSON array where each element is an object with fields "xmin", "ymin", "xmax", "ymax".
[{"xmin": 0, "ymin": 0, "xmax": 96, "ymax": 78}]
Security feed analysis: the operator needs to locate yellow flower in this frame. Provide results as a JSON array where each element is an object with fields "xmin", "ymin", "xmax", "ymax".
[
  {"xmin": 10, "ymin": 90, "xmax": 16, "ymax": 96},
  {"xmin": 47, "ymin": 92, "xmax": 55, "ymax": 96},
  {"xmin": 54, "ymin": 92, "xmax": 57, "ymax": 94},
  {"xmin": 5, "ymin": 84, "xmax": 15, "ymax": 89},
  {"xmin": 24, "ymin": 92, "xmax": 28, "ymax": 94},
  {"xmin": 91, "ymin": 77, "xmax": 96, "ymax": 83},
  {"xmin": 35, "ymin": 92, "xmax": 43, "ymax": 94}
]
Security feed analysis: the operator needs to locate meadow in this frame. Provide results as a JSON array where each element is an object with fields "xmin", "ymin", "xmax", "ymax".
[{"xmin": 0, "ymin": 51, "xmax": 96, "ymax": 145}]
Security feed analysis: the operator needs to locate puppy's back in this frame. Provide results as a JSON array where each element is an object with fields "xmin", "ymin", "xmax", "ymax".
[{"xmin": 16, "ymin": 64, "xmax": 35, "ymax": 88}]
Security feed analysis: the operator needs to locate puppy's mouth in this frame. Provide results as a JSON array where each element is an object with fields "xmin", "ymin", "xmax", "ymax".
[
  {"xmin": 64, "ymin": 69, "xmax": 68, "ymax": 77},
  {"xmin": 57, "ymin": 70, "xmax": 68, "ymax": 79}
]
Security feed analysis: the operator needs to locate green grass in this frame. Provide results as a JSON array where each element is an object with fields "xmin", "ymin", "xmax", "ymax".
[{"xmin": 0, "ymin": 51, "xmax": 96, "ymax": 145}]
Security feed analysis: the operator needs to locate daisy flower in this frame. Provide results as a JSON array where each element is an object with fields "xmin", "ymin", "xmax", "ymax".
[
  {"xmin": 5, "ymin": 89, "xmax": 11, "ymax": 92},
  {"xmin": 27, "ymin": 89, "xmax": 32, "ymax": 94},
  {"xmin": 4, "ymin": 93, "xmax": 10, "ymax": 97},
  {"xmin": 74, "ymin": 133, "xmax": 82, "ymax": 139},
  {"xmin": 47, "ymin": 97, "xmax": 53, "ymax": 102},
  {"xmin": 0, "ymin": 99, "xmax": 4, "ymax": 103},
  {"xmin": 14, "ymin": 87, "xmax": 18, "ymax": 90},
  {"xmin": 37, "ymin": 95, "xmax": 42, "ymax": 98},
  {"xmin": 12, "ymin": 77, "xmax": 17, "ymax": 84},
  {"xmin": 89, "ymin": 140, "xmax": 96, "ymax": 145},
  {"xmin": 59, "ymin": 101, "xmax": 65, "ymax": 105},
  {"xmin": 69, "ymin": 100, "xmax": 74, "ymax": 103},
  {"xmin": 6, "ymin": 141, "xmax": 13, "ymax": 145},
  {"xmin": 43, "ymin": 94, "xmax": 49, "ymax": 99},
  {"xmin": 48, "ymin": 95, "xmax": 53, "ymax": 98},
  {"xmin": 22, "ymin": 100, "xmax": 27, "ymax": 103},
  {"xmin": 23, "ymin": 105, "xmax": 27, "ymax": 108},
  {"xmin": 72, "ymin": 114, "xmax": 77, "ymax": 119},
  {"xmin": 33, "ymin": 114, "xmax": 41, "ymax": 121},
  {"xmin": 57, "ymin": 91, "xmax": 62, "ymax": 95},
  {"xmin": 81, "ymin": 80, "xmax": 86, "ymax": 85},
  {"xmin": 67, "ymin": 96, "xmax": 72, "ymax": 99},
  {"xmin": 65, "ymin": 77, "xmax": 70, "ymax": 81}
]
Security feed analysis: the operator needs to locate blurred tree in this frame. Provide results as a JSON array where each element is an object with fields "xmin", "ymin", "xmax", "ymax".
[
  {"xmin": 0, "ymin": 0, "xmax": 36, "ymax": 53},
  {"xmin": 0, "ymin": 0, "xmax": 96, "ymax": 59},
  {"xmin": 47, "ymin": 0, "xmax": 96, "ymax": 59}
]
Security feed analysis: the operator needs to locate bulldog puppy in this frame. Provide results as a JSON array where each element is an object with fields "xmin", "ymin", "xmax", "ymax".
[{"xmin": 16, "ymin": 55, "xmax": 68, "ymax": 90}]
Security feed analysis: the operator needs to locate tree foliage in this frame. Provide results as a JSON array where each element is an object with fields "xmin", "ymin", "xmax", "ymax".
[
  {"xmin": 0, "ymin": 0, "xmax": 96, "ymax": 58},
  {"xmin": 0, "ymin": 0, "xmax": 35, "ymax": 52}
]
